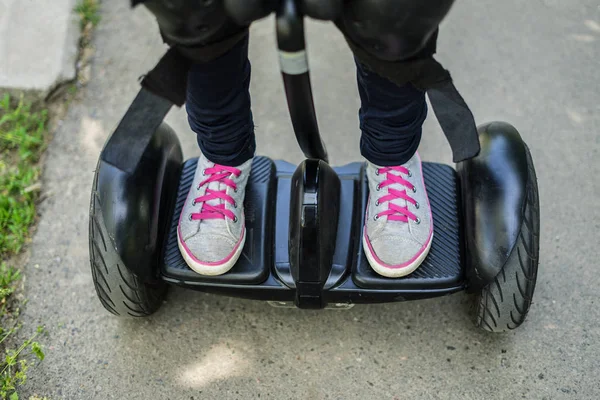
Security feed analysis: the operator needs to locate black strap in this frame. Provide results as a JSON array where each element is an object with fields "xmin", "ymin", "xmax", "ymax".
[
  {"xmin": 428, "ymin": 80, "xmax": 481, "ymax": 162},
  {"xmin": 101, "ymin": 88, "xmax": 172, "ymax": 174},
  {"xmin": 101, "ymin": 47, "xmax": 192, "ymax": 174},
  {"xmin": 140, "ymin": 47, "xmax": 191, "ymax": 107}
]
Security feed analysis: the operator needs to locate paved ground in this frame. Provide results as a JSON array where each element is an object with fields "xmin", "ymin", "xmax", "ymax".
[
  {"xmin": 0, "ymin": 0, "xmax": 79, "ymax": 95},
  {"xmin": 18, "ymin": 1, "xmax": 600, "ymax": 399}
]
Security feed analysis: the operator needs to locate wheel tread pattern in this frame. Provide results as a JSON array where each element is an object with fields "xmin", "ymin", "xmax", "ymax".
[
  {"xmin": 476, "ymin": 145, "xmax": 540, "ymax": 332},
  {"xmin": 89, "ymin": 185, "xmax": 166, "ymax": 317}
]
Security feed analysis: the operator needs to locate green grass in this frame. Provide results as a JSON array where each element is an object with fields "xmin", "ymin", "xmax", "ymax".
[
  {"xmin": 0, "ymin": 95, "xmax": 47, "ymax": 399},
  {"xmin": 0, "ymin": 263, "xmax": 45, "ymax": 400},
  {"xmin": 0, "ymin": 95, "xmax": 47, "ymax": 257},
  {"xmin": 0, "ymin": 264, "xmax": 20, "ymax": 316},
  {"xmin": 0, "ymin": 324, "xmax": 45, "ymax": 400},
  {"xmin": 74, "ymin": 0, "xmax": 101, "ymax": 29}
]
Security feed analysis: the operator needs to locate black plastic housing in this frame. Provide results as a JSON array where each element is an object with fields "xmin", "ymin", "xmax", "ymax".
[
  {"xmin": 289, "ymin": 160, "xmax": 341, "ymax": 308},
  {"xmin": 160, "ymin": 157, "xmax": 466, "ymax": 306},
  {"xmin": 93, "ymin": 89, "xmax": 182, "ymax": 282},
  {"xmin": 457, "ymin": 121, "xmax": 530, "ymax": 291}
]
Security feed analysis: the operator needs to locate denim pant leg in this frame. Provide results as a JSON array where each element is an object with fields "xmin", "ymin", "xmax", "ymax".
[
  {"xmin": 186, "ymin": 36, "xmax": 255, "ymax": 167},
  {"xmin": 356, "ymin": 60, "xmax": 428, "ymax": 166}
]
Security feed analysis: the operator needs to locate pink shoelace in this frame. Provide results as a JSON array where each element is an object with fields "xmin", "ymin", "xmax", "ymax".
[
  {"xmin": 190, "ymin": 164, "xmax": 241, "ymax": 222},
  {"xmin": 375, "ymin": 166, "xmax": 419, "ymax": 223}
]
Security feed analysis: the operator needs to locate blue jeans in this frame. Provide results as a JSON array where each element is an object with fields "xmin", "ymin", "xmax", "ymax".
[{"xmin": 186, "ymin": 36, "xmax": 427, "ymax": 167}]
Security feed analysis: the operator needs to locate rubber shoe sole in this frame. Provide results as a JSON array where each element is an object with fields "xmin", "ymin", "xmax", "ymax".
[
  {"xmin": 177, "ymin": 225, "xmax": 246, "ymax": 276},
  {"xmin": 362, "ymin": 227, "xmax": 433, "ymax": 278}
]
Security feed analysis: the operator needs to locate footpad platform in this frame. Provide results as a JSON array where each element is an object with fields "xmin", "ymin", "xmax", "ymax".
[
  {"xmin": 161, "ymin": 157, "xmax": 275, "ymax": 285},
  {"xmin": 353, "ymin": 162, "xmax": 463, "ymax": 290},
  {"xmin": 161, "ymin": 157, "xmax": 464, "ymax": 293}
]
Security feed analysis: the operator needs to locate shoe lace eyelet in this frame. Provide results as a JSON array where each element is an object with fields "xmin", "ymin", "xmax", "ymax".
[
  {"xmin": 192, "ymin": 199, "xmax": 197, "ymax": 206},
  {"xmin": 373, "ymin": 214, "xmax": 380, "ymax": 221},
  {"xmin": 202, "ymin": 168, "xmax": 207, "ymax": 176},
  {"xmin": 233, "ymin": 216, "xmax": 238, "ymax": 223},
  {"xmin": 412, "ymin": 186, "xmax": 417, "ymax": 193},
  {"xmin": 375, "ymin": 169, "xmax": 380, "ymax": 176},
  {"xmin": 375, "ymin": 199, "xmax": 380, "ymax": 206},
  {"xmin": 376, "ymin": 184, "xmax": 381, "ymax": 191},
  {"xmin": 188, "ymin": 214, "xmax": 193, "ymax": 221},
  {"xmin": 407, "ymin": 169, "xmax": 412, "ymax": 177},
  {"xmin": 233, "ymin": 201, "xmax": 237, "ymax": 208},
  {"xmin": 414, "ymin": 201, "xmax": 420, "ymax": 209},
  {"xmin": 414, "ymin": 217, "xmax": 421, "ymax": 225}
]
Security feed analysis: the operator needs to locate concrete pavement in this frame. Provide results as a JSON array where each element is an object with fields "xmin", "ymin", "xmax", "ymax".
[
  {"xmin": 0, "ymin": 0, "xmax": 79, "ymax": 96},
  {"xmin": 19, "ymin": 0, "xmax": 600, "ymax": 399}
]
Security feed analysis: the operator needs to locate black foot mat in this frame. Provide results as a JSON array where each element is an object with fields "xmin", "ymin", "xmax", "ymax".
[
  {"xmin": 353, "ymin": 162, "xmax": 464, "ymax": 290},
  {"xmin": 161, "ymin": 157, "xmax": 275, "ymax": 284}
]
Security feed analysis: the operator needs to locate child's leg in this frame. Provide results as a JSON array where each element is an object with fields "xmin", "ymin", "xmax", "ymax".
[
  {"xmin": 186, "ymin": 35, "xmax": 255, "ymax": 166},
  {"xmin": 356, "ymin": 60, "xmax": 427, "ymax": 166},
  {"xmin": 356, "ymin": 60, "xmax": 434, "ymax": 278},
  {"xmin": 178, "ymin": 35, "xmax": 255, "ymax": 276}
]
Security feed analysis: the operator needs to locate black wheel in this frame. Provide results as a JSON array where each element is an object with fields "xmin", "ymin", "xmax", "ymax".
[
  {"xmin": 90, "ymin": 190, "xmax": 167, "ymax": 317},
  {"xmin": 87, "ymin": 90, "xmax": 182, "ymax": 316},
  {"xmin": 474, "ymin": 145, "xmax": 539, "ymax": 332}
]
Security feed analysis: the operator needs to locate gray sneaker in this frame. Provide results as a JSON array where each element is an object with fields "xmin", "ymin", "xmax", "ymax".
[
  {"xmin": 177, "ymin": 154, "xmax": 252, "ymax": 276},
  {"xmin": 362, "ymin": 152, "xmax": 433, "ymax": 278}
]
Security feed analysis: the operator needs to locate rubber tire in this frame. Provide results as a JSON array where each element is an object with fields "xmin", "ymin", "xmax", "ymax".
[
  {"xmin": 89, "ymin": 191, "xmax": 167, "ymax": 317},
  {"xmin": 474, "ymin": 145, "xmax": 540, "ymax": 332}
]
